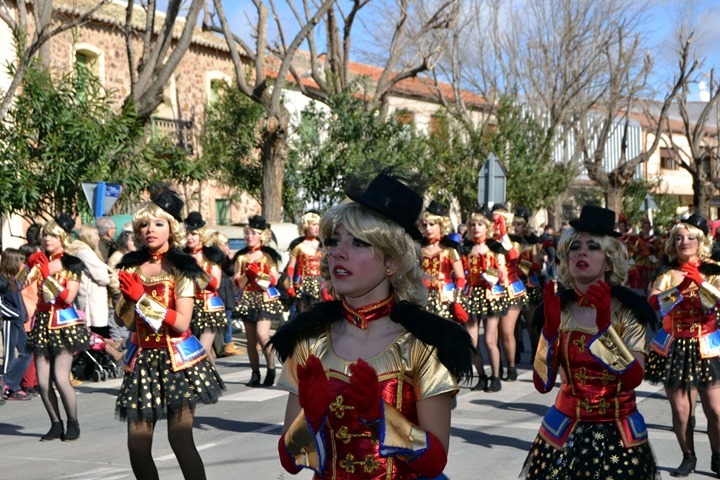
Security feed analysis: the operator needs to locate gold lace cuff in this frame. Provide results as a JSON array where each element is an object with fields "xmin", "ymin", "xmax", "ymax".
[
  {"xmin": 533, "ymin": 333, "xmax": 556, "ymax": 389},
  {"xmin": 657, "ymin": 287, "xmax": 682, "ymax": 316},
  {"xmin": 284, "ymin": 412, "xmax": 324, "ymax": 472},
  {"xmin": 16, "ymin": 265, "xmax": 39, "ymax": 286},
  {"xmin": 380, "ymin": 404, "xmax": 428, "ymax": 459},
  {"xmin": 256, "ymin": 272, "xmax": 272, "ymax": 290},
  {"xmin": 483, "ymin": 267, "xmax": 499, "ymax": 287},
  {"xmin": 500, "ymin": 234, "xmax": 513, "ymax": 252},
  {"xmin": 115, "ymin": 297, "xmax": 136, "ymax": 329},
  {"xmin": 135, "ymin": 294, "xmax": 167, "ymax": 332},
  {"xmin": 589, "ymin": 325, "xmax": 635, "ymax": 373},
  {"xmin": 699, "ymin": 282, "xmax": 720, "ymax": 312},
  {"xmin": 42, "ymin": 276, "xmax": 64, "ymax": 302},
  {"xmin": 519, "ymin": 259, "xmax": 532, "ymax": 276}
]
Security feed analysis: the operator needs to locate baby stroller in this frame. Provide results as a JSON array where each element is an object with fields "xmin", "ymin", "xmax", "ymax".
[{"xmin": 72, "ymin": 330, "xmax": 121, "ymax": 382}]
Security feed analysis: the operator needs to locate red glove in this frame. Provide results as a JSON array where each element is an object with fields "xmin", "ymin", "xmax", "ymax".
[
  {"xmin": 287, "ymin": 286, "xmax": 296, "ymax": 298},
  {"xmin": 297, "ymin": 355, "xmax": 332, "ymax": 432},
  {"xmin": 542, "ymin": 281, "xmax": 561, "ymax": 340},
  {"xmin": 681, "ymin": 262, "xmax": 703, "ymax": 286},
  {"xmin": 28, "ymin": 252, "xmax": 50, "ymax": 279},
  {"xmin": 278, "ymin": 435, "xmax": 302, "ymax": 475},
  {"xmin": 119, "ymin": 271, "xmax": 145, "ymax": 302},
  {"xmin": 246, "ymin": 262, "xmax": 260, "ymax": 281},
  {"xmin": 452, "ymin": 303, "xmax": 469, "ymax": 324},
  {"xmin": 344, "ymin": 359, "xmax": 383, "ymax": 423},
  {"xmin": 493, "ymin": 215, "xmax": 507, "ymax": 236},
  {"xmin": 585, "ymin": 281, "xmax": 612, "ymax": 332},
  {"xmin": 321, "ymin": 287, "xmax": 334, "ymax": 302},
  {"xmin": 205, "ymin": 276, "xmax": 218, "ymax": 292}
]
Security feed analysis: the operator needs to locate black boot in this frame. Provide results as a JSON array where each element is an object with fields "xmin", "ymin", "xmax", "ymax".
[
  {"xmin": 62, "ymin": 419, "xmax": 80, "ymax": 442},
  {"xmin": 671, "ymin": 452, "xmax": 696, "ymax": 477},
  {"xmin": 246, "ymin": 370, "xmax": 261, "ymax": 387},
  {"xmin": 712, "ymin": 452, "xmax": 720, "ymax": 477},
  {"xmin": 40, "ymin": 421, "xmax": 64, "ymax": 442},
  {"xmin": 263, "ymin": 369, "xmax": 276, "ymax": 387},
  {"xmin": 484, "ymin": 376, "xmax": 502, "ymax": 393},
  {"xmin": 471, "ymin": 375, "xmax": 488, "ymax": 391},
  {"xmin": 504, "ymin": 366, "xmax": 518, "ymax": 382}
]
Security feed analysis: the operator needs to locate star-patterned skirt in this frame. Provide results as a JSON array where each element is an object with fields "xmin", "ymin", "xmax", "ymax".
[
  {"xmin": 462, "ymin": 286, "xmax": 507, "ymax": 319},
  {"xmin": 425, "ymin": 289, "xmax": 454, "ymax": 320},
  {"xmin": 115, "ymin": 346, "xmax": 225, "ymax": 422},
  {"xmin": 190, "ymin": 298, "xmax": 228, "ymax": 336},
  {"xmin": 232, "ymin": 290, "xmax": 284, "ymax": 323},
  {"xmin": 520, "ymin": 422, "xmax": 659, "ymax": 480},
  {"xmin": 28, "ymin": 309, "xmax": 89, "ymax": 356},
  {"xmin": 645, "ymin": 336, "xmax": 720, "ymax": 390}
]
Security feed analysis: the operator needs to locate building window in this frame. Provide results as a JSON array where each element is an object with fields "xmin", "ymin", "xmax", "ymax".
[
  {"xmin": 660, "ymin": 148, "xmax": 677, "ymax": 170},
  {"xmin": 206, "ymin": 72, "xmax": 231, "ymax": 104},
  {"xmin": 215, "ymin": 199, "xmax": 230, "ymax": 226},
  {"xmin": 74, "ymin": 44, "xmax": 104, "ymax": 83},
  {"xmin": 395, "ymin": 109, "xmax": 415, "ymax": 125}
]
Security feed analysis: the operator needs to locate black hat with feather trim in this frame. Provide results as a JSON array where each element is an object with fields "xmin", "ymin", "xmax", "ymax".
[
  {"xmin": 150, "ymin": 188, "xmax": 184, "ymax": 222},
  {"xmin": 184, "ymin": 211, "xmax": 206, "ymax": 232},
  {"xmin": 569, "ymin": 205, "xmax": 621, "ymax": 237},
  {"xmin": 248, "ymin": 215, "xmax": 269, "ymax": 231}
]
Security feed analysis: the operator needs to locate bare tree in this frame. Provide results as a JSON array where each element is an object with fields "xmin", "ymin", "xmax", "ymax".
[
  {"xmin": 122, "ymin": 0, "xmax": 207, "ymax": 121},
  {"xmin": 662, "ymin": 30, "xmax": 720, "ymax": 216},
  {"xmin": 0, "ymin": 0, "xmax": 112, "ymax": 119}
]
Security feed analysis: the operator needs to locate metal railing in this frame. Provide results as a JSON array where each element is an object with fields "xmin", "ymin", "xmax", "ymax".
[{"xmin": 147, "ymin": 117, "xmax": 195, "ymax": 155}]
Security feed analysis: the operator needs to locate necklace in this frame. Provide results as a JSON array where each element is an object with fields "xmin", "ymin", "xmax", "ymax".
[
  {"xmin": 190, "ymin": 245, "xmax": 203, "ymax": 254},
  {"xmin": 427, "ymin": 237, "xmax": 440, "ymax": 244},
  {"xmin": 49, "ymin": 251, "xmax": 64, "ymax": 261},
  {"xmin": 149, "ymin": 246, "xmax": 169, "ymax": 263},
  {"xmin": 473, "ymin": 237, "xmax": 486, "ymax": 245},
  {"xmin": 250, "ymin": 245, "xmax": 262, "ymax": 252},
  {"xmin": 342, "ymin": 295, "xmax": 396, "ymax": 330}
]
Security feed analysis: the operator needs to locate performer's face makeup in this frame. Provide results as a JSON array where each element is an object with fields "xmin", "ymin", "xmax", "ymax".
[
  {"xmin": 325, "ymin": 224, "xmax": 392, "ymax": 306},
  {"xmin": 512, "ymin": 220, "xmax": 525, "ymax": 235},
  {"xmin": 674, "ymin": 228, "xmax": 699, "ymax": 263},
  {"xmin": 43, "ymin": 233, "xmax": 62, "ymax": 255},
  {"xmin": 140, "ymin": 216, "xmax": 170, "ymax": 252},
  {"xmin": 422, "ymin": 220, "xmax": 441, "ymax": 240},
  {"xmin": 186, "ymin": 231, "xmax": 200, "ymax": 249},
  {"xmin": 470, "ymin": 220, "xmax": 487, "ymax": 239},
  {"xmin": 567, "ymin": 232, "xmax": 609, "ymax": 286},
  {"xmin": 245, "ymin": 228, "xmax": 261, "ymax": 248},
  {"xmin": 306, "ymin": 221, "xmax": 319, "ymax": 238}
]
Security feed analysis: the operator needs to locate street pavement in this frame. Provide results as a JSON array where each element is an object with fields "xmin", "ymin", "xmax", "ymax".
[{"xmin": 0, "ymin": 336, "xmax": 716, "ymax": 479}]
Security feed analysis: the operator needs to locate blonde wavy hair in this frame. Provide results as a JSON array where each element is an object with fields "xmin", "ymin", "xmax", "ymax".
[
  {"xmin": 298, "ymin": 211, "xmax": 321, "ymax": 236},
  {"xmin": 41, "ymin": 220, "xmax": 73, "ymax": 249},
  {"xmin": 189, "ymin": 225, "xmax": 213, "ymax": 246},
  {"xmin": 320, "ymin": 200, "xmax": 427, "ymax": 306},
  {"xmin": 556, "ymin": 228, "xmax": 629, "ymax": 288},
  {"xmin": 665, "ymin": 222, "xmax": 712, "ymax": 261},
  {"xmin": 419, "ymin": 211, "xmax": 453, "ymax": 236},
  {"xmin": 466, "ymin": 212, "xmax": 492, "ymax": 232},
  {"xmin": 132, "ymin": 202, "xmax": 186, "ymax": 248},
  {"xmin": 73, "ymin": 224, "xmax": 104, "ymax": 259},
  {"xmin": 245, "ymin": 226, "xmax": 272, "ymax": 247}
]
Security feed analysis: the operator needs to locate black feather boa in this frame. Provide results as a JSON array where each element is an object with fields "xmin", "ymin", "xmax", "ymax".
[
  {"xmin": 116, "ymin": 247, "xmax": 204, "ymax": 278},
  {"xmin": 231, "ymin": 245, "xmax": 282, "ymax": 266},
  {"xmin": 61, "ymin": 254, "xmax": 85, "ymax": 276},
  {"xmin": 269, "ymin": 300, "xmax": 475, "ymax": 382}
]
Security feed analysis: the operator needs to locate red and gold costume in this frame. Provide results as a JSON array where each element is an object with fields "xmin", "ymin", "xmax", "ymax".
[
  {"xmin": 421, "ymin": 244, "xmax": 461, "ymax": 320},
  {"xmin": 277, "ymin": 326, "xmax": 457, "ymax": 479},
  {"xmin": 645, "ymin": 263, "xmax": 720, "ymax": 389},
  {"xmin": 462, "ymin": 240, "xmax": 507, "ymax": 318},
  {"xmin": 514, "ymin": 237, "xmax": 542, "ymax": 304},
  {"xmin": 115, "ymin": 262, "xmax": 224, "ymax": 421},
  {"xmin": 523, "ymin": 293, "xmax": 658, "ymax": 479},
  {"xmin": 233, "ymin": 248, "xmax": 284, "ymax": 323},
  {"xmin": 628, "ymin": 233, "xmax": 661, "ymax": 291},
  {"xmin": 189, "ymin": 253, "xmax": 227, "ymax": 333},
  {"xmin": 23, "ymin": 255, "xmax": 89, "ymax": 356},
  {"xmin": 289, "ymin": 241, "xmax": 323, "ymax": 308}
]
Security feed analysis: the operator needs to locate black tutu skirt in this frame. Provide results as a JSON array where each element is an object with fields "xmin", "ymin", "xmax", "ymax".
[
  {"xmin": 28, "ymin": 310, "xmax": 89, "ymax": 355},
  {"xmin": 115, "ymin": 347, "xmax": 225, "ymax": 422},
  {"xmin": 233, "ymin": 290, "xmax": 284, "ymax": 323},
  {"xmin": 425, "ymin": 289, "xmax": 453, "ymax": 320},
  {"xmin": 645, "ymin": 336, "xmax": 720, "ymax": 390},
  {"xmin": 520, "ymin": 422, "xmax": 659, "ymax": 480},
  {"xmin": 462, "ymin": 285, "xmax": 507, "ymax": 319},
  {"xmin": 190, "ymin": 298, "xmax": 228, "ymax": 336}
]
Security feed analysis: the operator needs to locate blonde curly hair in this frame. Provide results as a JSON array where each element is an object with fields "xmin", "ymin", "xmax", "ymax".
[
  {"xmin": 556, "ymin": 228, "xmax": 629, "ymax": 288},
  {"xmin": 665, "ymin": 222, "xmax": 712, "ymax": 261},
  {"xmin": 320, "ymin": 200, "xmax": 427, "ymax": 306},
  {"xmin": 132, "ymin": 202, "xmax": 186, "ymax": 248},
  {"xmin": 420, "ymin": 211, "xmax": 453, "ymax": 236}
]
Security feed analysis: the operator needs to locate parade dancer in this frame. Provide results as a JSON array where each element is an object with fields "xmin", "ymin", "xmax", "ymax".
[
  {"xmin": 285, "ymin": 210, "xmax": 323, "ymax": 314},
  {"xmin": 115, "ymin": 189, "xmax": 224, "ymax": 480},
  {"xmin": 271, "ymin": 171, "xmax": 474, "ymax": 479},
  {"xmin": 522, "ymin": 205, "xmax": 658, "ymax": 480}
]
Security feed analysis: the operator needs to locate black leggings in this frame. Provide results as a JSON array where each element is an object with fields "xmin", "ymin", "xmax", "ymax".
[{"xmin": 35, "ymin": 350, "xmax": 77, "ymax": 423}]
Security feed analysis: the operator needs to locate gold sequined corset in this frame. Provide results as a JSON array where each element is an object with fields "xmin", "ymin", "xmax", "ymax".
[
  {"xmin": 466, "ymin": 252, "xmax": 497, "ymax": 286},
  {"xmin": 556, "ymin": 329, "xmax": 637, "ymax": 422},
  {"xmin": 299, "ymin": 250, "xmax": 322, "ymax": 277},
  {"xmin": 422, "ymin": 249, "xmax": 457, "ymax": 290},
  {"xmin": 662, "ymin": 292, "xmax": 715, "ymax": 338},
  {"xmin": 277, "ymin": 327, "xmax": 458, "ymax": 479}
]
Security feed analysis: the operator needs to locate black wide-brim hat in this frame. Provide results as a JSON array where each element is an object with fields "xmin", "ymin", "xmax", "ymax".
[
  {"xmin": 569, "ymin": 205, "xmax": 621, "ymax": 237},
  {"xmin": 248, "ymin": 215, "xmax": 269, "ymax": 231},
  {"xmin": 184, "ymin": 211, "xmax": 206, "ymax": 231},
  {"xmin": 346, "ymin": 173, "xmax": 423, "ymax": 240},
  {"xmin": 54, "ymin": 213, "xmax": 75, "ymax": 234},
  {"xmin": 151, "ymin": 188, "xmax": 184, "ymax": 222},
  {"xmin": 426, "ymin": 200, "xmax": 449, "ymax": 217},
  {"xmin": 682, "ymin": 213, "xmax": 709, "ymax": 235}
]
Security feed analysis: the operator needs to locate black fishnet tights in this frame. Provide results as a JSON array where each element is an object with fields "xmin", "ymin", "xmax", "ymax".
[
  {"xmin": 127, "ymin": 407, "xmax": 206, "ymax": 480},
  {"xmin": 35, "ymin": 350, "xmax": 77, "ymax": 423}
]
